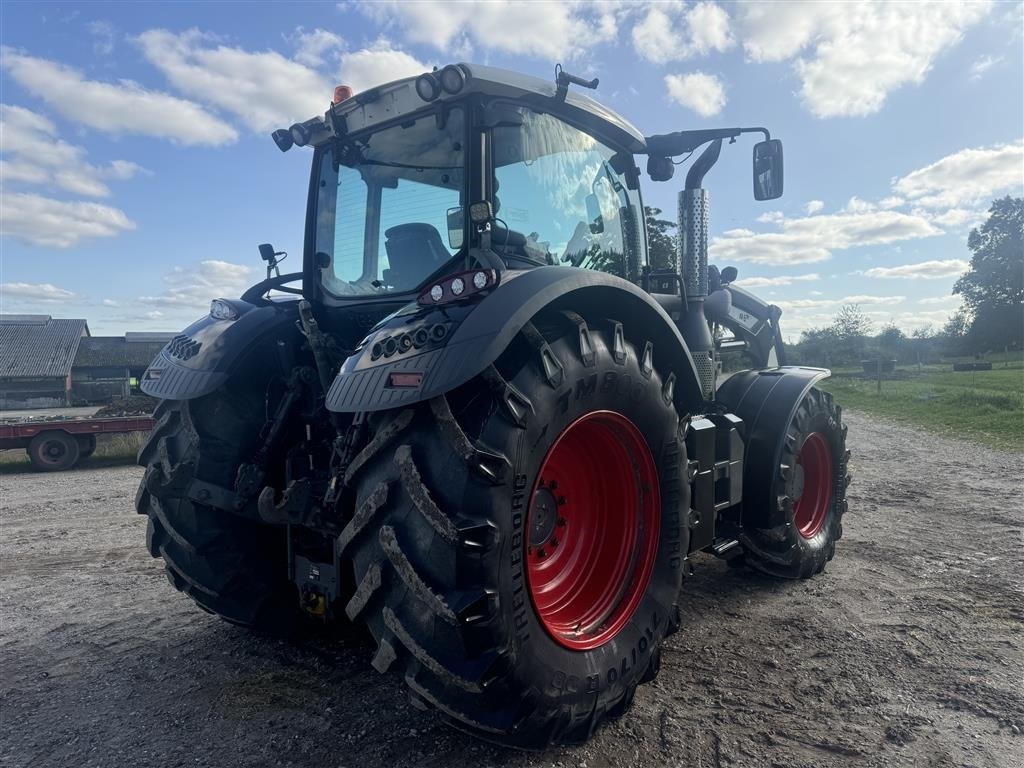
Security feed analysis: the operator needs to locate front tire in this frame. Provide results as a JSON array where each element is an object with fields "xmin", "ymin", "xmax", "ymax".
[
  {"xmin": 344, "ymin": 312, "xmax": 690, "ymax": 748},
  {"xmin": 736, "ymin": 388, "xmax": 849, "ymax": 579}
]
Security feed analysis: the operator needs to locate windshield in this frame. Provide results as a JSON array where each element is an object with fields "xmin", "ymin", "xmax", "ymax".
[
  {"xmin": 315, "ymin": 108, "xmax": 465, "ymax": 297},
  {"xmin": 491, "ymin": 107, "xmax": 645, "ymax": 281}
]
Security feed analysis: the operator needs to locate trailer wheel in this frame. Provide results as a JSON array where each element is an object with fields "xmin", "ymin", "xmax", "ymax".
[
  {"xmin": 135, "ymin": 388, "xmax": 298, "ymax": 632},
  {"xmin": 345, "ymin": 313, "xmax": 689, "ymax": 748},
  {"xmin": 27, "ymin": 431, "xmax": 80, "ymax": 471},
  {"xmin": 737, "ymin": 388, "xmax": 849, "ymax": 579}
]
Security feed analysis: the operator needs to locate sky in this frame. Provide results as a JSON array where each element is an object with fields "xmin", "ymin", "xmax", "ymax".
[{"xmin": 1, "ymin": 0, "xmax": 1022, "ymax": 340}]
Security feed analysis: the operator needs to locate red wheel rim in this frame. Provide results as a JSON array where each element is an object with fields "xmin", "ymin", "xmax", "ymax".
[
  {"xmin": 793, "ymin": 432, "xmax": 833, "ymax": 539},
  {"xmin": 526, "ymin": 411, "xmax": 660, "ymax": 651}
]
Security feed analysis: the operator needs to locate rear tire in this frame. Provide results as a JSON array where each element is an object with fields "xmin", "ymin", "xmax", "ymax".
[
  {"xmin": 345, "ymin": 312, "xmax": 689, "ymax": 748},
  {"xmin": 27, "ymin": 431, "xmax": 80, "ymax": 471},
  {"xmin": 135, "ymin": 389, "xmax": 298, "ymax": 631},
  {"xmin": 736, "ymin": 388, "xmax": 849, "ymax": 579}
]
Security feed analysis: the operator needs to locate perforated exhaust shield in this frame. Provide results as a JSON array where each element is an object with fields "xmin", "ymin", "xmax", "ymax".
[{"xmin": 679, "ymin": 188, "xmax": 709, "ymax": 298}]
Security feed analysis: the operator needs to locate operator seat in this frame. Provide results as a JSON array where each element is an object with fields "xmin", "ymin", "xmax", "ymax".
[{"xmin": 383, "ymin": 223, "xmax": 451, "ymax": 289}]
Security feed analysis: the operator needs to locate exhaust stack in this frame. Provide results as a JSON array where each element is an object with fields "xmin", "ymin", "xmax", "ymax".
[{"xmin": 678, "ymin": 139, "xmax": 723, "ymax": 399}]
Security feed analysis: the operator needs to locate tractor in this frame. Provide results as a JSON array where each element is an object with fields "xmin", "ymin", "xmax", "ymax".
[{"xmin": 137, "ymin": 64, "xmax": 849, "ymax": 749}]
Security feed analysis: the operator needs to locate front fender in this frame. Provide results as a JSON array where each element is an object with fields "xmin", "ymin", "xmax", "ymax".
[
  {"xmin": 325, "ymin": 267, "xmax": 705, "ymax": 413},
  {"xmin": 716, "ymin": 366, "xmax": 831, "ymax": 528},
  {"xmin": 140, "ymin": 299, "xmax": 301, "ymax": 400}
]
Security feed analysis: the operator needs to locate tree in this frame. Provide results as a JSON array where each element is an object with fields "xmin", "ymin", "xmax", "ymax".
[
  {"xmin": 829, "ymin": 303, "xmax": 872, "ymax": 364},
  {"xmin": 795, "ymin": 326, "xmax": 839, "ymax": 366},
  {"xmin": 941, "ymin": 308, "xmax": 970, "ymax": 355},
  {"xmin": 645, "ymin": 206, "xmax": 677, "ymax": 270},
  {"xmin": 877, "ymin": 322, "xmax": 905, "ymax": 358},
  {"xmin": 953, "ymin": 196, "xmax": 1024, "ymax": 350}
]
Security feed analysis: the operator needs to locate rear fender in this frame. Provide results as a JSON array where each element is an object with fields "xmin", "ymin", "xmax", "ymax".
[
  {"xmin": 325, "ymin": 267, "xmax": 705, "ymax": 413},
  {"xmin": 716, "ymin": 366, "xmax": 831, "ymax": 528},
  {"xmin": 140, "ymin": 299, "xmax": 301, "ymax": 400}
]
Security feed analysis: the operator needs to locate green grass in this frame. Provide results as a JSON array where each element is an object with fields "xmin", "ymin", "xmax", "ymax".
[
  {"xmin": 822, "ymin": 363, "xmax": 1024, "ymax": 452},
  {"xmin": 0, "ymin": 432, "xmax": 145, "ymax": 474}
]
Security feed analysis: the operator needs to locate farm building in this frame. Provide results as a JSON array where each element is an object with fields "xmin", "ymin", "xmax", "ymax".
[
  {"xmin": 1, "ymin": 315, "xmax": 173, "ymax": 409},
  {"xmin": 0, "ymin": 314, "xmax": 90, "ymax": 409},
  {"xmin": 70, "ymin": 333, "xmax": 172, "ymax": 403}
]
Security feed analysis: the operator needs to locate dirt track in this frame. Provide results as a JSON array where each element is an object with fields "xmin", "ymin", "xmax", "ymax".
[{"xmin": 1, "ymin": 410, "xmax": 1021, "ymax": 768}]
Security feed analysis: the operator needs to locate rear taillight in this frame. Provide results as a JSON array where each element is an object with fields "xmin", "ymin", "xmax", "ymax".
[{"xmin": 418, "ymin": 269, "xmax": 497, "ymax": 306}]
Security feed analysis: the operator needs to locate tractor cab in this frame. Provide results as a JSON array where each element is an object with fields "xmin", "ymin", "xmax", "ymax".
[{"xmin": 273, "ymin": 65, "xmax": 651, "ymax": 309}]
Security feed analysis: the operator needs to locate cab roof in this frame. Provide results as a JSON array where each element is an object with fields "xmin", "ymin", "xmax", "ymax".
[{"xmin": 319, "ymin": 63, "xmax": 647, "ymax": 155}]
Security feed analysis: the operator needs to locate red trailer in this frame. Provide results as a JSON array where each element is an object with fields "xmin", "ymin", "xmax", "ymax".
[{"xmin": 0, "ymin": 416, "xmax": 155, "ymax": 471}]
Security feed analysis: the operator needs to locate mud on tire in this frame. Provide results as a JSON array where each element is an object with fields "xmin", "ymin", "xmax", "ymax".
[
  {"xmin": 135, "ymin": 387, "xmax": 298, "ymax": 631},
  {"xmin": 344, "ymin": 312, "xmax": 690, "ymax": 749},
  {"xmin": 735, "ymin": 387, "xmax": 850, "ymax": 579}
]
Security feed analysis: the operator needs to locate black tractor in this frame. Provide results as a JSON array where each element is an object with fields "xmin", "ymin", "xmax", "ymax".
[{"xmin": 137, "ymin": 64, "xmax": 849, "ymax": 749}]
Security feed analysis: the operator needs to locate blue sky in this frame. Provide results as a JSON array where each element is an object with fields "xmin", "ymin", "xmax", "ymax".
[{"xmin": 1, "ymin": 0, "xmax": 1021, "ymax": 339}]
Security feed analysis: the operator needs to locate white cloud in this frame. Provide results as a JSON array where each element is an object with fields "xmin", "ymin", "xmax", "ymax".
[
  {"xmin": 1, "ymin": 282, "xmax": 78, "ymax": 303},
  {"xmin": 1, "ymin": 48, "xmax": 236, "ymax": 145},
  {"xmin": 757, "ymin": 210, "xmax": 785, "ymax": 224},
  {"xmin": 136, "ymin": 29, "xmax": 331, "ymax": 133},
  {"xmin": 712, "ymin": 209, "xmax": 941, "ymax": 265},
  {"xmin": 339, "ymin": 40, "xmax": 431, "ymax": 93},
  {"xmin": 927, "ymin": 207, "xmax": 987, "ymax": 230},
  {"xmin": 737, "ymin": 2, "xmax": 992, "ymax": 117},
  {"xmin": 1, "ymin": 192, "xmax": 136, "ymax": 247},
  {"xmin": 804, "ymin": 199, "xmax": 824, "ymax": 215},
  {"xmin": 918, "ymin": 295, "xmax": 962, "ymax": 306},
  {"xmin": 778, "ymin": 294, "xmax": 905, "ymax": 310},
  {"xmin": 969, "ymin": 54, "xmax": 1002, "ymax": 79},
  {"xmin": 359, "ymin": 0, "xmax": 623, "ymax": 60},
  {"xmin": 845, "ymin": 196, "xmax": 875, "ymax": 213},
  {"xmin": 892, "ymin": 140, "xmax": 1024, "ymax": 209},
  {"xmin": 664, "ymin": 72, "xmax": 726, "ymax": 117},
  {"xmin": 139, "ymin": 260, "xmax": 255, "ymax": 310},
  {"xmin": 862, "ymin": 259, "xmax": 969, "ymax": 279},
  {"xmin": 0, "ymin": 104, "xmax": 145, "ymax": 198},
  {"xmin": 87, "ymin": 20, "xmax": 115, "ymax": 57},
  {"xmin": 734, "ymin": 273, "xmax": 820, "ymax": 288},
  {"xmin": 632, "ymin": 1, "xmax": 733, "ymax": 64},
  {"xmin": 291, "ymin": 27, "xmax": 345, "ymax": 67}
]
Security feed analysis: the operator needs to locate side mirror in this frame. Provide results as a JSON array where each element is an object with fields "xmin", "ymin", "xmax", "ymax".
[
  {"xmin": 585, "ymin": 193, "xmax": 605, "ymax": 234},
  {"xmin": 720, "ymin": 266, "xmax": 738, "ymax": 284},
  {"xmin": 446, "ymin": 207, "xmax": 464, "ymax": 250},
  {"xmin": 753, "ymin": 139, "xmax": 784, "ymax": 201},
  {"xmin": 258, "ymin": 243, "xmax": 277, "ymax": 262}
]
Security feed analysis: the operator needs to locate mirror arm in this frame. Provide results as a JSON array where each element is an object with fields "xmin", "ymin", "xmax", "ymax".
[{"xmin": 739, "ymin": 126, "xmax": 771, "ymax": 142}]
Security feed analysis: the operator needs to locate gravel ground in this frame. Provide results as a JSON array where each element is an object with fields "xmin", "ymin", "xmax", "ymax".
[{"xmin": 1, "ymin": 410, "xmax": 1021, "ymax": 768}]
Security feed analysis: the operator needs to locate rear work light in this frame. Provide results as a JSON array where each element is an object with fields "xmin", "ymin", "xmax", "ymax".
[{"xmin": 418, "ymin": 269, "xmax": 497, "ymax": 306}]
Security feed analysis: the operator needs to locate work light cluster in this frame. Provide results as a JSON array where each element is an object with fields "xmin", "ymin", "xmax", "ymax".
[{"xmin": 418, "ymin": 269, "xmax": 496, "ymax": 306}]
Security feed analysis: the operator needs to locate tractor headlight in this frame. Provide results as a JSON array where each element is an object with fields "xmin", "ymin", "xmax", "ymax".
[
  {"xmin": 415, "ymin": 73, "xmax": 441, "ymax": 102},
  {"xmin": 271, "ymin": 129, "xmax": 293, "ymax": 153},
  {"xmin": 439, "ymin": 65, "xmax": 465, "ymax": 94},
  {"xmin": 210, "ymin": 299, "xmax": 239, "ymax": 321},
  {"xmin": 289, "ymin": 122, "xmax": 312, "ymax": 147}
]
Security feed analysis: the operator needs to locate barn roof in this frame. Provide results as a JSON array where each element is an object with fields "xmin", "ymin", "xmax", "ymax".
[
  {"xmin": 73, "ymin": 336, "xmax": 167, "ymax": 369},
  {"xmin": 0, "ymin": 315, "xmax": 90, "ymax": 379}
]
